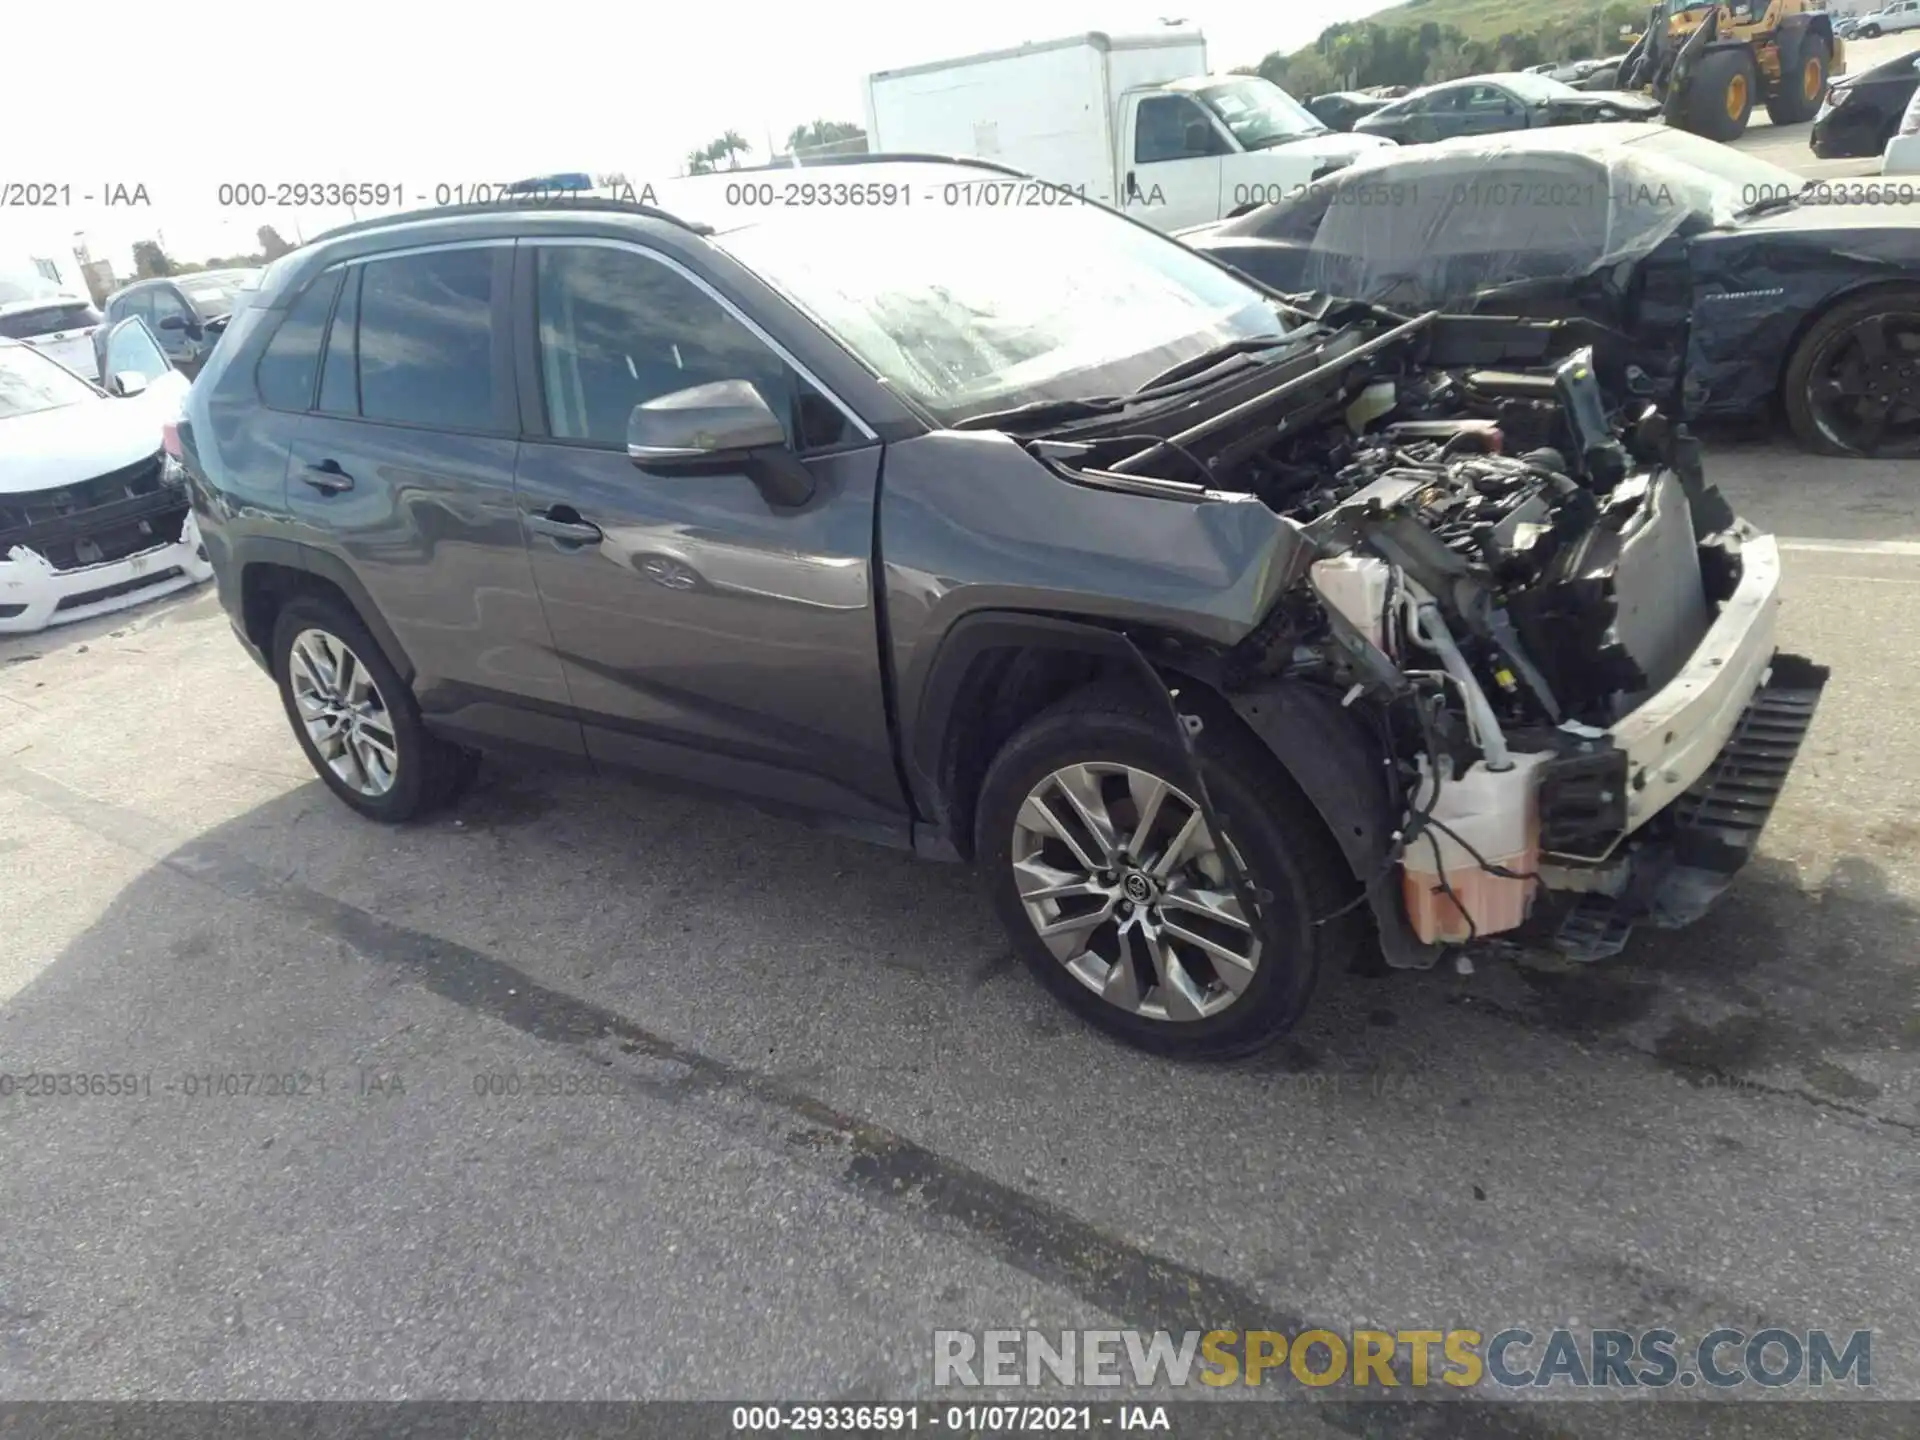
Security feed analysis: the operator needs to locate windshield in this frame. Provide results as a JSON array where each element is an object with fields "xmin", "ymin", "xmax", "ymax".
[
  {"xmin": 711, "ymin": 198, "xmax": 1287, "ymax": 425},
  {"xmin": 1501, "ymin": 72, "xmax": 1581, "ymax": 102},
  {"xmin": 1193, "ymin": 77, "xmax": 1330, "ymax": 147},
  {"xmin": 178, "ymin": 272, "xmax": 256, "ymax": 319},
  {"xmin": 0, "ymin": 343, "xmax": 99, "ymax": 419}
]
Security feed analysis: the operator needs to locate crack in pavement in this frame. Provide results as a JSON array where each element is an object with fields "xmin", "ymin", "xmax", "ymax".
[{"xmin": 1445, "ymin": 992, "xmax": 1920, "ymax": 1138}]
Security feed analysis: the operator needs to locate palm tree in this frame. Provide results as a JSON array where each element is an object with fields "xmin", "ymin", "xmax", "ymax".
[
  {"xmin": 715, "ymin": 130, "xmax": 751, "ymax": 169},
  {"xmin": 685, "ymin": 149, "xmax": 715, "ymax": 176}
]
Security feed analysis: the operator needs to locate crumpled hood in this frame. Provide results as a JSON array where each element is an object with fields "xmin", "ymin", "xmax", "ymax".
[
  {"xmin": 1545, "ymin": 91, "xmax": 1663, "ymax": 118},
  {"xmin": 0, "ymin": 384, "xmax": 183, "ymax": 494}
]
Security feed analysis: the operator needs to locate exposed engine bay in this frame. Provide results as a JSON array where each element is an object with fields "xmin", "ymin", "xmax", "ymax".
[{"xmin": 1027, "ymin": 304, "xmax": 1823, "ymax": 963}]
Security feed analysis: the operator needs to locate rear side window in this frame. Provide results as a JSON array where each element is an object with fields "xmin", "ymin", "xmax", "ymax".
[
  {"xmin": 318, "ymin": 268, "xmax": 360, "ymax": 415},
  {"xmin": 0, "ymin": 302, "xmax": 102, "ymax": 339},
  {"xmin": 256, "ymin": 270, "xmax": 343, "ymax": 411},
  {"xmin": 355, "ymin": 248, "xmax": 499, "ymax": 432}
]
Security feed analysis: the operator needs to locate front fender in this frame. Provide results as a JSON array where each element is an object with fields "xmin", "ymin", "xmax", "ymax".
[{"xmin": 1227, "ymin": 680, "xmax": 1443, "ymax": 971}]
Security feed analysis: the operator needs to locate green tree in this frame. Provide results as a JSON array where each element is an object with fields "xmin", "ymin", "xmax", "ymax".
[
  {"xmin": 787, "ymin": 119, "xmax": 865, "ymax": 150},
  {"xmin": 684, "ymin": 149, "xmax": 715, "ymax": 176},
  {"xmin": 131, "ymin": 240, "xmax": 173, "ymax": 278},
  {"xmin": 256, "ymin": 225, "xmax": 293, "ymax": 260},
  {"xmin": 713, "ymin": 130, "xmax": 751, "ymax": 169}
]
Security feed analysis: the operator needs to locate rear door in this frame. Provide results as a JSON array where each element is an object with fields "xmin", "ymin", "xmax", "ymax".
[
  {"xmin": 281, "ymin": 243, "xmax": 582, "ymax": 756},
  {"xmin": 508, "ymin": 238, "xmax": 904, "ymax": 827}
]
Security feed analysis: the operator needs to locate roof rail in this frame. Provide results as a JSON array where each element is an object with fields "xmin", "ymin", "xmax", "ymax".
[
  {"xmin": 718, "ymin": 151, "xmax": 1040, "ymax": 181},
  {"xmin": 304, "ymin": 195, "xmax": 712, "ymax": 248}
]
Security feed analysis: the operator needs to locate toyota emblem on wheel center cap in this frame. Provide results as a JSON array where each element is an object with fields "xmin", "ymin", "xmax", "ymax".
[{"xmin": 1123, "ymin": 873, "xmax": 1153, "ymax": 904}]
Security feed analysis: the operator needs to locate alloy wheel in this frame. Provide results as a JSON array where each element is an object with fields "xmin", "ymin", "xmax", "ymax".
[
  {"xmin": 288, "ymin": 628, "xmax": 400, "ymax": 797},
  {"xmin": 1010, "ymin": 763, "xmax": 1260, "ymax": 1023},
  {"xmin": 1806, "ymin": 306, "xmax": 1920, "ymax": 457}
]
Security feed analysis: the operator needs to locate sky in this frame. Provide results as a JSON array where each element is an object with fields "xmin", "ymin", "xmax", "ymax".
[{"xmin": 1, "ymin": 0, "xmax": 1395, "ymax": 284}]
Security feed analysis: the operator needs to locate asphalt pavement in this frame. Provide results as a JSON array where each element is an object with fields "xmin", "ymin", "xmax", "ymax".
[{"xmin": 0, "ymin": 440, "xmax": 1916, "ymax": 1424}]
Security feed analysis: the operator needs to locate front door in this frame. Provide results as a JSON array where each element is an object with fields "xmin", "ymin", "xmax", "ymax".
[
  {"xmin": 508, "ymin": 239, "xmax": 905, "ymax": 829},
  {"xmin": 146, "ymin": 285, "xmax": 206, "ymax": 373},
  {"xmin": 1125, "ymin": 94, "xmax": 1230, "ymax": 231}
]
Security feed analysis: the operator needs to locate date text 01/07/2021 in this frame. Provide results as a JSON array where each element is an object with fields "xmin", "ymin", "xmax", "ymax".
[{"xmin": 728, "ymin": 1404, "xmax": 1169, "ymax": 1432}]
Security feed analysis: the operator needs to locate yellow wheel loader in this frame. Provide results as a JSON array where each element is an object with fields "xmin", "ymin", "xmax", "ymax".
[{"xmin": 1614, "ymin": 0, "xmax": 1845, "ymax": 142}]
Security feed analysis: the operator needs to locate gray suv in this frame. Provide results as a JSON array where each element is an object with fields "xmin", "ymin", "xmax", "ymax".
[{"xmin": 179, "ymin": 157, "xmax": 1825, "ymax": 1059}]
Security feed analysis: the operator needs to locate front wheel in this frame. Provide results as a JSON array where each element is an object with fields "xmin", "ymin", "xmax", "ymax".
[
  {"xmin": 1860, "ymin": 24, "xmax": 1882, "ymax": 38},
  {"xmin": 974, "ymin": 683, "xmax": 1357, "ymax": 1061}
]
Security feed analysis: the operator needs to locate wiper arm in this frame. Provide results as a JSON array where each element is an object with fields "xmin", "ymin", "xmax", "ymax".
[
  {"xmin": 1132, "ymin": 334, "xmax": 1298, "ymax": 392},
  {"xmin": 1730, "ymin": 180, "xmax": 1813, "ymax": 220},
  {"xmin": 951, "ymin": 394, "xmax": 1128, "ymax": 431}
]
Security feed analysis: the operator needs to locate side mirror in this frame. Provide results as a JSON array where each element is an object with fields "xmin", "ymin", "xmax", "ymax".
[
  {"xmin": 109, "ymin": 371, "xmax": 149, "ymax": 398},
  {"xmin": 627, "ymin": 379, "xmax": 814, "ymax": 508},
  {"xmin": 157, "ymin": 314, "xmax": 187, "ymax": 332}
]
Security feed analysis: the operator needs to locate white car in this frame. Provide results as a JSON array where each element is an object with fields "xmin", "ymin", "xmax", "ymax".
[
  {"xmin": 0, "ymin": 289, "xmax": 103, "ymax": 378},
  {"xmin": 0, "ymin": 319, "xmax": 212, "ymax": 634},
  {"xmin": 1885, "ymin": 70, "xmax": 1920, "ymax": 172},
  {"xmin": 1855, "ymin": 0, "xmax": 1920, "ymax": 36}
]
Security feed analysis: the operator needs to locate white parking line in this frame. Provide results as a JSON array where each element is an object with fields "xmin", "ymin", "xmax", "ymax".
[{"xmin": 1779, "ymin": 539, "xmax": 1920, "ymax": 558}]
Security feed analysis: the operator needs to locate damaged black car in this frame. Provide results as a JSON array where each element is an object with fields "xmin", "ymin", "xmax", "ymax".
[{"xmin": 1183, "ymin": 122, "xmax": 1920, "ymax": 458}]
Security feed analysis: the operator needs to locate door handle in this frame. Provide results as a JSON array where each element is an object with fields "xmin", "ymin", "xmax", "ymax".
[
  {"xmin": 527, "ymin": 506, "xmax": 603, "ymax": 545},
  {"xmin": 301, "ymin": 459, "xmax": 353, "ymax": 493}
]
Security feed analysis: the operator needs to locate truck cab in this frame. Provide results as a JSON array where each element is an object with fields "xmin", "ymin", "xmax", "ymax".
[
  {"xmin": 1118, "ymin": 74, "xmax": 1394, "ymax": 230},
  {"xmin": 863, "ymin": 31, "xmax": 1393, "ymax": 235}
]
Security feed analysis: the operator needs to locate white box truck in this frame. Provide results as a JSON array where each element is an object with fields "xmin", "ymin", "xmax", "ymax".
[{"xmin": 861, "ymin": 30, "xmax": 1395, "ymax": 233}]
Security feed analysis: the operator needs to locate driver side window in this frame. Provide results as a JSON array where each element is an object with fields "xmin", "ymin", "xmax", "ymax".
[
  {"xmin": 531, "ymin": 245, "xmax": 855, "ymax": 453},
  {"xmin": 148, "ymin": 287, "xmax": 193, "ymax": 329},
  {"xmin": 1134, "ymin": 96, "xmax": 1228, "ymax": 163},
  {"xmin": 104, "ymin": 318, "xmax": 172, "ymax": 384}
]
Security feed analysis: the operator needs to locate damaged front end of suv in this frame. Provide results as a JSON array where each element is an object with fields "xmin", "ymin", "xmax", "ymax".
[{"xmin": 985, "ymin": 301, "xmax": 1827, "ymax": 971}]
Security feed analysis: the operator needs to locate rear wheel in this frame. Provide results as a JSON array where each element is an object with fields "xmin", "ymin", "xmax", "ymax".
[
  {"xmin": 1783, "ymin": 288, "xmax": 1920, "ymax": 459},
  {"xmin": 1766, "ymin": 35, "xmax": 1831, "ymax": 125},
  {"xmin": 1676, "ymin": 47, "xmax": 1758, "ymax": 142},
  {"xmin": 974, "ymin": 683, "xmax": 1357, "ymax": 1061},
  {"xmin": 271, "ymin": 595, "xmax": 478, "ymax": 822},
  {"xmin": 1859, "ymin": 23, "xmax": 1882, "ymax": 38}
]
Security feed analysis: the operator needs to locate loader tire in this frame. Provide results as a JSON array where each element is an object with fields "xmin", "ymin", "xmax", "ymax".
[
  {"xmin": 1676, "ymin": 47, "xmax": 1758, "ymax": 142},
  {"xmin": 1766, "ymin": 34, "xmax": 1830, "ymax": 125}
]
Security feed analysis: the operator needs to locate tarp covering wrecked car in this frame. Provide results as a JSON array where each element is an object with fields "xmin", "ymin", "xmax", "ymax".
[{"xmin": 1186, "ymin": 124, "xmax": 1920, "ymax": 455}]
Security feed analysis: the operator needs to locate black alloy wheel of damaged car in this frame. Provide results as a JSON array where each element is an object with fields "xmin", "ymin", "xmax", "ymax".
[
  {"xmin": 974, "ymin": 684, "xmax": 1358, "ymax": 1061},
  {"xmin": 1785, "ymin": 288, "xmax": 1920, "ymax": 458}
]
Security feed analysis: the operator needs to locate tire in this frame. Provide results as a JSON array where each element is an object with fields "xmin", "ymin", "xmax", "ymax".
[
  {"xmin": 1859, "ymin": 24, "xmax": 1881, "ymax": 39},
  {"xmin": 1765, "ymin": 34, "xmax": 1830, "ymax": 125},
  {"xmin": 271, "ymin": 594, "xmax": 479, "ymax": 822},
  {"xmin": 1676, "ymin": 47, "xmax": 1758, "ymax": 142},
  {"xmin": 974, "ymin": 681, "xmax": 1358, "ymax": 1061},
  {"xmin": 1783, "ymin": 287, "xmax": 1920, "ymax": 459}
]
